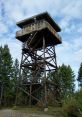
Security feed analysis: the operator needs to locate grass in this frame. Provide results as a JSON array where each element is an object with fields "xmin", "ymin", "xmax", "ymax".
[{"xmin": 12, "ymin": 106, "xmax": 63, "ymax": 117}]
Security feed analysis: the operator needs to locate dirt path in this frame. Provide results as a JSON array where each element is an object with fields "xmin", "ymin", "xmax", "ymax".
[{"xmin": 0, "ymin": 109, "xmax": 53, "ymax": 117}]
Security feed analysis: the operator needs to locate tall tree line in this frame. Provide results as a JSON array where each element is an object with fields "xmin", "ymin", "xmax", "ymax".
[
  {"xmin": 78, "ymin": 62, "xmax": 82, "ymax": 89},
  {"xmin": 0, "ymin": 44, "xmax": 79, "ymax": 106},
  {"xmin": 47, "ymin": 64, "xmax": 75, "ymax": 106},
  {"xmin": 0, "ymin": 45, "xmax": 20, "ymax": 106}
]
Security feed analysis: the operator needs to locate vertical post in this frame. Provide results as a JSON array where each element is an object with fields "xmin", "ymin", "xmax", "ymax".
[
  {"xmin": 20, "ymin": 45, "xmax": 24, "ymax": 84},
  {"xmin": 0, "ymin": 83, "xmax": 3, "ymax": 105},
  {"xmin": 15, "ymin": 45, "xmax": 24, "ymax": 106},
  {"xmin": 53, "ymin": 46, "xmax": 57, "ymax": 70},
  {"xmin": 29, "ymin": 84, "xmax": 32, "ymax": 107},
  {"xmin": 43, "ymin": 37, "xmax": 47, "ymax": 108}
]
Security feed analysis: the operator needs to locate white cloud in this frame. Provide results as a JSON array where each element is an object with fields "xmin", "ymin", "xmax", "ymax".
[
  {"xmin": 0, "ymin": 38, "xmax": 21, "ymax": 61},
  {"xmin": 62, "ymin": 0, "xmax": 82, "ymax": 19},
  {"xmin": 0, "ymin": 21, "xmax": 8, "ymax": 34},
  {"xmin": 56, "ymin": 35, "xmax": 82, "ymax": 75},
  {"xmin": 71, "ymin": 37, "xmax": 82, "ymax": 49},
  {"xmin": 59, "ymin": 0, "xmax": 82, "ymax": 33},
  {"xmin": 2, "ymin": 0, "xmax": 82, "ymax": 23},
  {"xmin": 77, "ymin": 27, "xmax": 82, "ymax": 33},
  {"xmin": 74, "ymin": 49, "xmax": 82, "ymax": 63}
]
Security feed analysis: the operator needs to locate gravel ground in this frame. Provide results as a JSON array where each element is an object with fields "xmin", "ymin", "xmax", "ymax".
[{"xmin": 0, "ymin": 109, "xmax": 53, "ymax": 117}]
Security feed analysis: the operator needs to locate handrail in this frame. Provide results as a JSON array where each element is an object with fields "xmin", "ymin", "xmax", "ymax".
[
  {"xmin": 44, "ymin": 21, "xmax": 61, "ymax": 41},
  {"xmin": 16, "ymin": 20, "xmax": 44, "ymax": 36}
]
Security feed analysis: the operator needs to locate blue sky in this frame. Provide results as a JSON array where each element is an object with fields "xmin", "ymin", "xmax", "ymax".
[{"xmin": 0, "ymin": 0, "xmax": 82, "ymax": 85}]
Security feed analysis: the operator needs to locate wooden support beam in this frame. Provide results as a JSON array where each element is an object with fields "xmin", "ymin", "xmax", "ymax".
[{"xmin": 18, "ymin": 86, "xmax": 40, "ymax": 102}]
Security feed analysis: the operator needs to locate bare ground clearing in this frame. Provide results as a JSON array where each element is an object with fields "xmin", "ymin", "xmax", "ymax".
[{"xmin": 0, "ymin": 109, "xmax": 54, "ymax": 117}]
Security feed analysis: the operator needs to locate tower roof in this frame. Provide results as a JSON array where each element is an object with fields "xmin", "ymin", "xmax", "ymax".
[{"xmin": 16, "ymin": 12, "xmax": 61, "ymax": 32}]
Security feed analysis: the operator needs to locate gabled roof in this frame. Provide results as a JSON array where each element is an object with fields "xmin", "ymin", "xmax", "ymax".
[{"xmin": 16, "ymin": 12, "xmax": 61, "ymax": 32}]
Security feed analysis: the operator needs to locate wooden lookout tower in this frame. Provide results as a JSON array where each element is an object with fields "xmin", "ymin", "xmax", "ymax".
[{"xmin": 16, "ymin": 12, "xmax": 62, "ymax": 107}]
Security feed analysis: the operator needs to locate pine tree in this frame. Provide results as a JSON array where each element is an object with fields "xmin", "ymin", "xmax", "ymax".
[
  {"xmin": 12, "ymin": 59, "xmax": 20, "ymax": 105},
  {"xmin": 47, "ymin": 70, "xmax": 61, "ymax": 101},
  {"xmin": 2, "ymin": 45, "xmax": 13, "ymax": 80},
  {"xmin": 0, "ymin": 46, "xmax": 4, "ymax": 105},
  {"xmin": 47, "ymin": 64, "xmax": 75, "ymax": 104},
  {"xmin": 1, "ymin": 45, "xmax": 13, "ymax": 105},
  {"xmin": 13, "ymin": 59, "xmax": 20, "ymax": 84},
  {"xmin": 78, "ymin": 62, "xmax": 82, "ymax": 88},
  {"xmin": 59, "ymin": 64, "xmax": 75, "ymax": 98}
]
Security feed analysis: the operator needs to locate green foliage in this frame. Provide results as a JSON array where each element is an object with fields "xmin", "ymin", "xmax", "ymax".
[
  {"xmin": 62, "ymin": 97, "xmax": 78, "ymax": 117},
  {"xmin": 75, "ymin": 90, "xmax": 82, "ymax": 112},
  {"xmin": 78, "ymin": 62, "xmax": 82, "ymax": 88},
  {"xmin": 59, "ymin": 64, "xmax": 75, "ymax": 98},
  {"xmin": 62, "ymin": 90, "xmax": 82, "ymax": 117},
  {"xmin": 2, "ymin": 45, "xmax": 13, "ymax": 79},
  {"xmin": 22, "ymin": 68, "xmax": 29, "ymax": 82},
  {"xmin": 47, "ymin": 64, "xmax": 75, "ymax": 105},
  {"xmin": 12, "ymin": 59, "xmax": 20, "ymax": 105},
  {"xmin": 12, "ymin": 59, "xmax": 20, "ymax": 93},
  {"xmin": 0, "ymin": 45, "xmax": 20, "ymax": 106},
  {"xmin": 0, "ymin": 45, "xmax": 14, "ymax": 105},
  {"xmin": 13, "ymin": 59, "xmax": 19, "ymax": 82},
  {"xmin": 47, "ymin": 70, "xmax": 61, "ymax": 101},
  {"xmin": 0, "ymin": 44, "xmax": 78, "ymax": 110}
]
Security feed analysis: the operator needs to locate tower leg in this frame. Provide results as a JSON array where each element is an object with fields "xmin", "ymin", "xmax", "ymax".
[
  {"xmin": 15, "ymin": 36, "xmax": 58, "ymax": 107},
  {"xmin": 29, "ymin": 84, "xmax": 32, "ymax": 107},
  {"xmin": 43, "ymin": 37, "xmax": 47, "ymax": 108}
]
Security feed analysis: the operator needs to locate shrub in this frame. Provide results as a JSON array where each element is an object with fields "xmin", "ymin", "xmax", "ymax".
[
  {"xmin": 36, "ymin": 100, "xmax": 44, "ymax": 110},
  {"xmin": 62, "ymin": 97, "xmax": 78, "ymax": 117},
  {"xmin": 75, "ymin": 90, "xmax": 82, "ymax": 111}
]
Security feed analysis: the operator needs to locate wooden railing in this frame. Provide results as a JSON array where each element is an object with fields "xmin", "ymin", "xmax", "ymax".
[
  {"xmin": 44, "ymin": 21, "xmax": 61, "ymax": 41},
  {"xmin": 16, "ymin": 20, "xmax": 45, "ymax": 37},
  {"xmin": 16, "ymin": 20, "xmax": 61, "ymax": 41}
]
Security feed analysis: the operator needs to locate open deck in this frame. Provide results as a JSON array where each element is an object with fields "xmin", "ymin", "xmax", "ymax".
[
  {"xmin": 16, "ymin": 20, "xmax": 61, "ymax": 40},
  {"xmin": 16, "ymin": 20, "xmax": 62, "ymax": 47}
]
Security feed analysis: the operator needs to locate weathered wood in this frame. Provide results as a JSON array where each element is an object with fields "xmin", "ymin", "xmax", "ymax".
[
  {"xmin": 15, "ymin": 12, "xmax": 62, "ymax": 106},
  {"xmin": 19, "ymin": 87, "xmax": 40, "ymax": 102},
  {"xmin": 16, "ymin": 12, "xmax": 61, "ymax": 32},
  {"xmin": 21, "ymin": 60, "xmax": 56, "ymax": 68},
  {"xmin": 16, "ymin": 20, "xmax": 45, "ymax": 37},
  {"xmin": 16, "ymin": 20, "xmax": 61, "ymax": 42}
]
